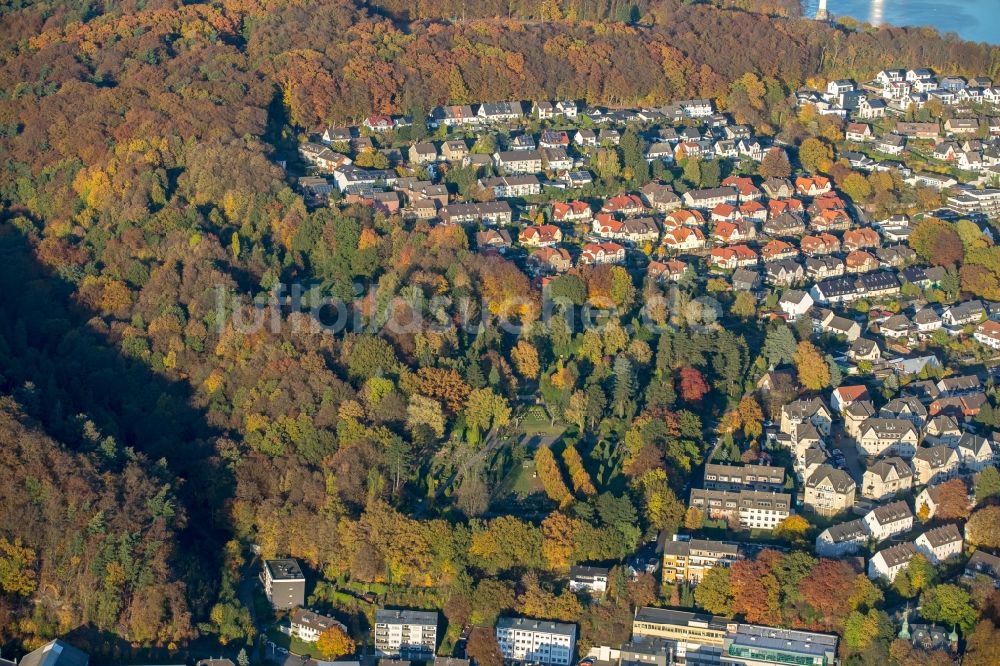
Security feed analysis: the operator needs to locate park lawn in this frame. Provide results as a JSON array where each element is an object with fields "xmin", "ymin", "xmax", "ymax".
[{"xmin": 502, "ymin": 459, "xmax": 544, "ymax": 499}]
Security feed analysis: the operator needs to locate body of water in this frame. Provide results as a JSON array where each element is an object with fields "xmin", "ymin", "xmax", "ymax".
[{"xmin": 802, "ymin": 0, "xmax": 1000, "ymax": 45}]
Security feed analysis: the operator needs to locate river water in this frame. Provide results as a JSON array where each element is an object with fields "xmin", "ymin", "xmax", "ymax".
[{"xmin": 801, "ymin": 0, "xmax": 1000, "ymax": 45}]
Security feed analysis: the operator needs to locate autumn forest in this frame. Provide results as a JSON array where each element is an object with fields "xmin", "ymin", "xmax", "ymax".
[{"xmin": 2, "ymin": 0, "xmax": 1000, "ymax": 662}]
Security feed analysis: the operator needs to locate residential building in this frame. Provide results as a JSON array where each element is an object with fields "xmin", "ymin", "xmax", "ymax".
[
  {"xmin": 816, "ymin": 518, "xmax": 868, "ymax": 557},
  {"xmin": 804, "ymin": 465, "xmax": 856, "ymax": 517},
  {"xmin": 480, "ymin": 175, "xmax": 541, "ymax": 198},
  {"xmin": 495, "ymin": 617, "xmax": 576, "ymax": 666},
  {"xmin": 494, "ymin": 150, "xmax": 542, "ymax": 175},
  {"xmin": 955, "ymin": 432, "xmax": 998, "ymax": 470},
  {"xmin": 579, "ymin": 242, "xmax": 626, "ymax": 265},
  {"xmin": 688, "ymin": 490, "xmax": 791, "ymax": 530},
  {"xmin": 518, "ymin": 224, "xmax": 562, "ymax": 247},
  {"xmin": 914, "ymin": 524, "xmax": 963, "ymax": 564},
  {"xmin": 912, "ymin": 445, "xmax": 961, "ymax": 485},
  {"xmin": 973, "ymin": 320, "xmax": 1000, "ymax": 349},
  {"xmin": 915, "ymin": 483, "xmax": 954, "ymax": 520},
  {"xmin": 856, "ymin": 418, "xmax": 919, "ymax": 458},
  {"xmin": 831, "ymin": 385, "xmax": 871, "ymax": 413},
  {"xmin": 682, "ymin": 187, "xmax": 738, "ymax": 209},
  {"xmin": 780, "ymin": 397, "xmax": 832, "ymax": 436},
  {"xmin": 965, "ymin": 550, "xmax": 1000, "ymax": 587},
  {"xmin": 702, "ymin": 463, "xmax": 785, "ymax": 492},
  {"xmin": 568, "ymin": 566, "xmax": 609, "ymax": 595},
  {"xmin": 863, "ymin": 501, "xmax": 914, "ymax": 542},
  {"xmin": 374, "ymin": 610, "xmax": 439, "ymax": 660},
  {"xmin": 862, "ymin": 457, "xmax": 913, "ymax": 501},
  {"xmin": 778, "ymin": 290, "xmax": 813, "ymax": 321},
  {"xmin": 262, "ymin": 558, "xmax": 306, "ymax": 610},
  {"xmin": 440, "ymin": 202, "xmax": 512, "ymax": 226},
  {"xmin": 16, "ymin": 641, "xmax": 89, "ymax": 666},
  {"xmin": 880, "ymin": 397, "xmax": 928, "ymax": 428},
  {"xmin": 662, "ymin": 539, "xmax": 741, "ymax": 584},
  {"xmin": 292, "ymin": 609, "xmax": 346, "ymax": 643},
  {"xmin": 868, "ymin": 542, "xmax": 918, "ymax": 582}
]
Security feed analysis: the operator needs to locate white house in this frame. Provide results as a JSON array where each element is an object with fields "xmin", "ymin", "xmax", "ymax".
[
  {"xmin": 868, "ymin": 542, "xmax": 918, "ymax": 582},
  {"xmin": 863, "ymin": 501, "xmax": 913, "ymax": 542},
  {"xmin": 778, "ymin": 290, "xmax": 813, "ymax": 321},
  {"xmin": 568, "ymin": 566, "xmax": 609, "ymax": 595},
  {"xmin": 816, "ymin": 519, "xmax": 868, "ymax": 557},
  {"xmin": 292, "ymin": 609, "xmax": 346, "ymax": 643},
  {"xmin": 913, "ymin": 524, "xmax": 963, "ymax": 564}
]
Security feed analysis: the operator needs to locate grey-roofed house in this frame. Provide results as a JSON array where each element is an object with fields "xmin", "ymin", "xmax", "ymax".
[
  {"xmin": 965, "ymin": 550, "xmax": 1000, "ymax": 586},
  {"xmin": 816, "ymin": 518, "xmax": 868, "ymax": 557},
  {"xmin": 914, "ymin": 524, "xmax": 963, "ymax": 564},
  {"xmin": 862, "ymin": 457, "xmax": 913, "ymax": 501},
  {"xmin": 804, "ymin": 465, "xmax": 856, "ymax": 516},
  {"xmin": 863, "ymin": 500, "xmax": 914, "ymax": 542},
  {"xmin": 868, "ymin": 542, "xmax": 918, "ymax": 581},
  {"xmin": 17, "ymin": 642, "xmax": 88, "ymax": 666}
]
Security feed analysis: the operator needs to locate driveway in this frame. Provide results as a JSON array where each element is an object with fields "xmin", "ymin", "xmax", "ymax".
[{"xmin": 829, "ymin": 422, "xmax": 864, "ymax": 485}]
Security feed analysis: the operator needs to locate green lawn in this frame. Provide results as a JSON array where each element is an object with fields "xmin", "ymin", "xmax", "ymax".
[
  {"xmin": 267, "ymin": 628, "xmax": 318, "ymax": 657},
  {"xmin": 503, "ymin": 459, "xmax": 544, "ymax": 498}
]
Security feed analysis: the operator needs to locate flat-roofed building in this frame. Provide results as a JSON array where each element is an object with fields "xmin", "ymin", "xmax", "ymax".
[
  {"xmin": 374, "ymin": 609, "xmax": 438, "ymax": 660},
  {"xmin": 262, "ymin": 558, "xmax": 306, "ymax": 609},
  {"xmin": 495, "ymin": 617, "xmax": 576, "ymax": 666},
  {"xmin": 662, "ymin": 539, "xmax": 741, "ymax": 584},
  {"xmin": 632, "ymin": 607, "xmax": 728, "ymax": 666},
  {"xmin": 721, "ymin": 624, "xmax": 837, "ymax": 666}
]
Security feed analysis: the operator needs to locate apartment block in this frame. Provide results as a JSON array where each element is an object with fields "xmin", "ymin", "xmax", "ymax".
[
  {"xmin": 262, "ymin": 558, "xmax": 306, "ymax": 610},
  {"xmin": 374, "ymin": 609, "xmax": 439, "ymax": 660},
  {"xmin": 495, "ymin": 617, "xmax": 576, "ymax": 666}
]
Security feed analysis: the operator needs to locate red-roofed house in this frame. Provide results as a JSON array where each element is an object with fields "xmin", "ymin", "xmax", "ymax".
[
  {"xmin": 552, "ymin": 200, "xmax": 592, "ymax": 223},
  {"xmin": 710, "ymin": 245, "xmax": 759, "ymax": 270},
  {"xmin": 843, "ymin": 228, "xmax": 881, "ymax": 251},
  {"xmin": 519, "ymin": 224, "xmax": 563, "ymax": 247},
  {"xmin": 721, "ymin": 175, "xmax": 763, "ymax": 201},
  {"xmin": 767, "ymin": 198, "xmax": 804, "ymax": 218},
  {"xmin": 713, "ymin": 220, "xmax": 758, "ymax": 244},
  {"xmin": 795, "ymin": 175, "xmax": 832, "ymax": 197},
  {"xmin": 710, "ymin": 203, "xmax": 741, "ymax": 223},
  {"xmin": 739, "ymin": 200, "xmax": 768, "ymax": 221},
  {"xmin": 811, "ymin": 209, "xmax": 852, "ymax": 232},
  {"xmin": 761, "ymin": 239, "xmax": 798, "ymax": 262},
  {"xmin": 846, "ymin": 123, "xmax": 873, "ymax": 142},
  {"xmin": 579, "ymin": 242, "xmax": 625, "ymax": 265},
  {"xmin": 602, "ymin": 194, "xmax": 646, "ymax": 217},
  {"xmin": 800, "ymin": 233, "xmax": 841, "ymax": 255},
  {"xmin": 529, "ymin": 247, "xmax": 572, "ymax": 273},
  {"xmin": 846, "ymin": 250, "xmax": 879, "ymax": 274},
  {"xmin": 662, "ymin": 226, "xmax": 706, "ymax": 252},
  {"xmin": 664, "ymin": 209, "xmax": 705, "ymax": 228},
  {"xmin": 832, "ymin": 385, "xmax": 872, "ymax": 412}
]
